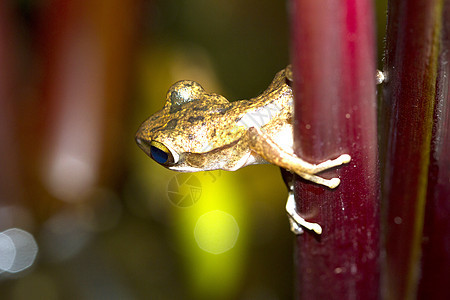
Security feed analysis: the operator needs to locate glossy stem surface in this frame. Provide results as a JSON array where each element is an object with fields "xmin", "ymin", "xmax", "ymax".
[
  {"xmin": 290, "ymin": 0, "xmax": 379, "ymax": 298},
  {"xmin": 381, "ymin": 0, "xmax": 444, "ymax": 298},
  {"xmin": 418, "ymin": 2, "xmax": 450, "ymax": 296}
]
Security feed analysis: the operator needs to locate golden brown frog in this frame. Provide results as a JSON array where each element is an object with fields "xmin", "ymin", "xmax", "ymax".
[{"xmin": 136, "ymin": 66, "xmax": 351, "ymax": 234}]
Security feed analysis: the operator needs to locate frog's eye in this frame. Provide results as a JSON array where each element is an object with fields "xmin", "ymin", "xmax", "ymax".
[{"xmin": 150, "ymin": 141, "xmax": 174, "ymax": 165}]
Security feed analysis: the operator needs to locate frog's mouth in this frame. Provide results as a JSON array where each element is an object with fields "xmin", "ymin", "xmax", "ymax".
[{"xmin": 168, "ymin": 139, "xmax": 256, "ymax": 173}]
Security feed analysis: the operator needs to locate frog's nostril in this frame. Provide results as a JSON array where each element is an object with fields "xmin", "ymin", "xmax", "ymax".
[
  {"xmin": 135, "ymin": 136, "xmax": 144, "ymax": 147},
  {"xmin": 135, "ymin": 137, "xmax": 151, "ymax": 154}
]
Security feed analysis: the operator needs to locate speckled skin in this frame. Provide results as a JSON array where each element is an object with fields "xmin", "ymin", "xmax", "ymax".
[{"xmin": 136, "ymin": 67, "xmax": 294, "ymax": 172}]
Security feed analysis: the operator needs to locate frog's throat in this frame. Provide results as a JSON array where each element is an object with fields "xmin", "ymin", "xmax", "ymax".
[{"xmin": 167, "ymin": 139, "xmax": 255, "ymax": 172}]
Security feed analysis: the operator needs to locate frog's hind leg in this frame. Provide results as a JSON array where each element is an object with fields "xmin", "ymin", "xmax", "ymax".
[
  {"xmin": 247, "ymin": 127, "xmax": 350, "ymax": 189},
  {"xmin": 286, "ymin": 191, "xmax": 322, "ymax": 235},
  {"xmin": 280, "ymin": 169, "xmax": 323, "ymax": 235}
]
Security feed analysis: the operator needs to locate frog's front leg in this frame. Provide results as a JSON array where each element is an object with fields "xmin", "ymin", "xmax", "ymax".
[{"xmin": 247, "ymin": 127, "xmax": 351, "ymax": 189}]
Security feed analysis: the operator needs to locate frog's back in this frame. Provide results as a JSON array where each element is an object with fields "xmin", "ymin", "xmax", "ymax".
[{"xmin": 231, "ymin": 68, "xmax": 293, "ymax": 131}]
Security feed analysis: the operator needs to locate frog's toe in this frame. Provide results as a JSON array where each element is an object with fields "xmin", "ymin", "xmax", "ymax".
[
  {"xmin": 288, "ymin": 218, "xmax": 304, "ymax": 235},
  {"xmin": 338, "ymin": 154, "xmax": 351, "ymax": 164},
  {"xmin": 328, "ymin": 178, "xmax": 341, "ymax": 189},
  {"xmin": 285, "ymin": 65, "xmax": 293, "ymax": 82}
]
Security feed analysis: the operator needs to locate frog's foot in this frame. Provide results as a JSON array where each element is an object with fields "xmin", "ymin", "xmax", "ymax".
[
  {"xmin": 297, "ymin": 154, "xmax": 351, "ymax": 175},
  {"xmin": 285, "ymin": 65, "xmax": 293, "ymax": 82},
  {"xmin": 288, "ymin": 216, "xmax": 304, "ymax": 235},
  {"xmin": 293, "ymin": 154, "xmax": 351, "ymax": 188},
  {"xmin": 376, "ymin": 69, "xmax": 385, "ymax": 84},
  {"xmin": 286, "ymin": 192, "xmax": 322, "ymax": 235},
  {"xmin": 295, "ymin": 172, "xmax": 341, "ymax": 189}
]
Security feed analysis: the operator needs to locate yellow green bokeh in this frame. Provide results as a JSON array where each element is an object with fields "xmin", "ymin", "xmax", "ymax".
[{"xmin": 194, "ymin": 210, "xmax": 239, "ymax": 255}]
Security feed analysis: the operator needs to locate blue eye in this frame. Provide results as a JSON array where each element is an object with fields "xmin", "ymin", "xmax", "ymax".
[
  {"xmin": 151, "ymin": 146, "xmax": 169, "ymax": 164},
  {"xmin": 150, "ymin": 141, "xmax": 174, "ymax": 165}
]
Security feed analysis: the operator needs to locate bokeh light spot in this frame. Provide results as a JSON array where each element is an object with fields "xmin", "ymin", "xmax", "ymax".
[
  {"xmin": 194, "ymin": 210, "xmax": 239, "ymax": 255},
  {"xmin": 45, "ymin": 153, "xmax": 96, "ymax": 202},
  {"xmin": 0, "ymin": 233, "xmax": 15, "ymax": 272},
  {"xmin": 0, "ymin": 228, "xmax": 38, "ymax": 273}
]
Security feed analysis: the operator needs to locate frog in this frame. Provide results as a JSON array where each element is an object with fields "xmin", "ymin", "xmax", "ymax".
[{"xmin": 135, "ymin": 65, "xmax": 352, "ymax": 235}]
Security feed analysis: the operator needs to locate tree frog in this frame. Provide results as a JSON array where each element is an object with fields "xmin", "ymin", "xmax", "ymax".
[{"xmin": 136, "ymin": 65, "xmax": 351, "ymax": 235}]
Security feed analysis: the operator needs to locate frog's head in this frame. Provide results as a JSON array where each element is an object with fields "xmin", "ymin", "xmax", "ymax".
[{"xmin": 136, "ymin": 80, "xmax": 235, "ymax": 172}]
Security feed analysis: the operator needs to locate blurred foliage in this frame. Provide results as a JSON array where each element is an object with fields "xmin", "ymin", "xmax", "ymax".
[
  {"xmin": 0, "ymin": 0, "xmax": 292, "ymax": 299},
  {"xmin": 0, "ymin": 0, "xmax": 391, "ymax": 299}
]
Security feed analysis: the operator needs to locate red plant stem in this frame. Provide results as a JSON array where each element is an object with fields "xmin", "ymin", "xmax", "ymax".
[
  {"xmin": 417, "ymin": 1, "xmax": 450, "ymax": 299},
  {"xmin": 381, "ymin": 0, "xmax": 443, "ymax": 298},
  {"xmin": 0, "ymin": 1, "xmax": 22, "ymax": 204},
  {"xmin": 290, "ymin": 0, "xmax": 379, "ymax": 298},
  {"xmin": 35, "ymin": 0, "xmax": 141, "ymax": 204}
]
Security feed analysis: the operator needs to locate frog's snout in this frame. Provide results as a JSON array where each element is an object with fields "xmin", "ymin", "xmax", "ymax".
[{"xmin": 135, "ymin": 136, "xmax": 151, "ymax": 155}]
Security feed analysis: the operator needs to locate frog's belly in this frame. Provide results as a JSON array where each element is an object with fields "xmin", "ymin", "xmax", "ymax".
[
  {"xmin": 243, "ymin": 152, "xmax": 269, "ymax": 167},
  {"xmin": 271, "ymin": 125, "xmax": 294, "ymax": 154},
  {"xmin": 239, "ymin": 125, "xmax": 293, "ymax": 169}
]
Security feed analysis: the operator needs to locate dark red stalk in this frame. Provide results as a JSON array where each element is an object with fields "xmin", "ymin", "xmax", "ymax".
[
  {"xmin": 381, "ymin": 0, "xmax": 444, "ymax": 299},
  {"xmin": 34, "ymin": 0, "xmax": 141, "ymax": 205},
  {"xmin": 290, "ymin": 0, "xmax": 379, "ymax": 298},
  {"xmin": 417, "ymin": 1, "xmax": 450, "ymax": 299},
  {"xmin": 0, "ymin": 1, "xmax": 22, "ymax": 205}
]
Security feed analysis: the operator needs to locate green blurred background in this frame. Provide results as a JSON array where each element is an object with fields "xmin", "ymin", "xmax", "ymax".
[
  {"xmin": 0, "ymin": 0, "xmax": 292, "ymax": 299},
  {"xmin": 0, "ymin": 0, "xmax": 386, "ymax": 299}
]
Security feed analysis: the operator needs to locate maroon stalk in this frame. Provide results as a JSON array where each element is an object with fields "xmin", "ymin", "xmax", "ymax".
[
  {"xmin": 418, "ymin": 1, "xmax": 450, "ymax": 299},
  {"xmin": 0, "ymin": 1, "xmax": 22, "ymax": 206},
  {"xmin": 381, "ymin": 0, "xmax": 444, "ymax": 298},
  {"xmin": 290, "ymin": 0, "xmax": 379, "ymax": 298}
]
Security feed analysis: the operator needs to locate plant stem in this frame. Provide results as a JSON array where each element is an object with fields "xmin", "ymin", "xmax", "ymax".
[
  {"xmin": 290, "ymin": 0, "xmax": 379, "ymax": 298},
  {"xmin": 381, "ymin": 0, "xmax": 444, "ymax": 299},
  {"xmin": 417, "ymin": 1, "xmax": 450, "ymax": 299}
]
